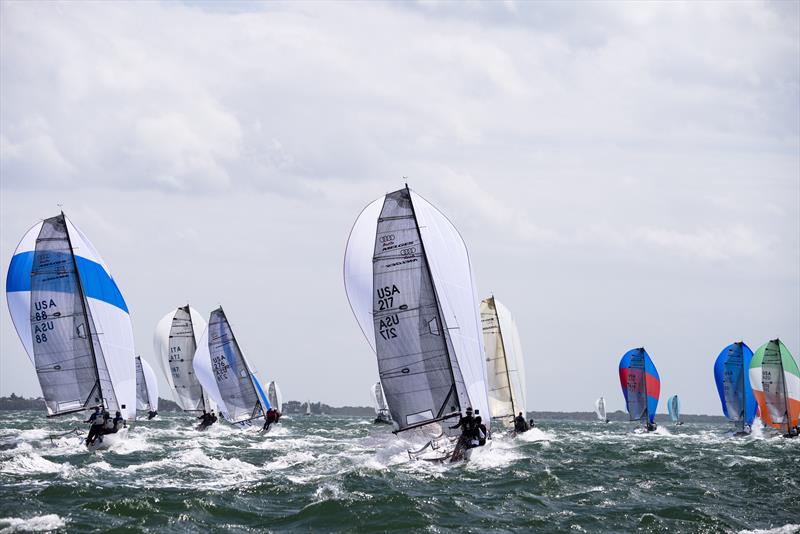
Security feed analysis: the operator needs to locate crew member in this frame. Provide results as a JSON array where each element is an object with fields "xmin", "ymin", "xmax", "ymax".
[
  {"xmin": 85, "ymin": 406, "xmax": 104, "ymax": 446},
  {"xmin": 111, "ymin": 411, "xmax": 125, "ymax": 432},
  {"xmin": 514, "ymin": 412, "xmax": 529, "ymax": 433}
]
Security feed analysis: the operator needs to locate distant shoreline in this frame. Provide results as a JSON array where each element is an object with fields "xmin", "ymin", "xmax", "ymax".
[{"xmin": 0, "ymin": 394, "xmax": 730, "ymax": 421}]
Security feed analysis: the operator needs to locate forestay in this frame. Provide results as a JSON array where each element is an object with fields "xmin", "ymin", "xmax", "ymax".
[
  {"xmin": 135, "ymin": 356, "xmax": 159, "ymax": 412},
  {"xmin": 6, "ymin": 213, "xmax": 136, "ymax": 420},
  {"xmin": 154, "ymin": 305, "xmax": 209, "ymax": 412},
  {"xmin": 192, "ymin": 307, "xmax": 267, "ymax": 425},
  {"xmin": 713, "ymin": 341, "xmax": 757, "ymax": 431},
  {"xmin": 344, "ymin": 187, "xmax": 489, "ymax": 433},
  {"xmin": 481, "ymin": 296, "xmax": 527, "ymax": 421}
]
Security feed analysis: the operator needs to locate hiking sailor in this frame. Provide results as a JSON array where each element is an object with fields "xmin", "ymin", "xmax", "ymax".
[
  {"xmin": 84, "ymin": 406, "xmax": 105, "ymax": 446},
  {"xmin": 514, "ymin": 412, "xmax": 529, "ymax": 434}
]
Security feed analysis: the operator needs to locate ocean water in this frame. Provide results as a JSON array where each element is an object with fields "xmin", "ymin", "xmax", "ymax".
[{"xmin": 0, "ymin": 411, "xmax": 797, "ymax": 533}]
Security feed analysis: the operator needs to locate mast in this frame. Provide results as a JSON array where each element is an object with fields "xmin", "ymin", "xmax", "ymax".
[
  {"xmin": 406, "ymin": 184, "xmax": 462, "ymax": 421},
  {"xmin": 739, "ymin": 341, "xmax": 746, "ymax": 431},
  {"xmin": 61, "ymin": 211, "xmax": 105, "ymax": 411},
  {"xmin": 776, "ymin": 339, "xmax": 791, "ymax": 435},
  {"xmin": 492, "ymin": 295, "xmax": 517, "ymax": 417},
  {"xmin": 641, "ymin": 348, "xmax": 649, "ymax": 426},
  {"xmin": 183, "ymin": 303, "xmax": 207, "ymax": 412}
]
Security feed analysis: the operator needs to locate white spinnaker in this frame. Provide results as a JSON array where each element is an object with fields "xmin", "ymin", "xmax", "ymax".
[
  {"xmin": 153, "ymin": 305, "xmax": 208, "ymax": 410},
  {"xmin": 191, "ymin": 324, "xmax": 227, "ymax": 419},
  {"xmin": 343, "ymin": 197, "xmax": 383, "ymax": 351},
  {"xmin": 140, "ymin": 357, "xmax": 159, "ymax": 411},
  {"xmin": 410, "ymin": 190, "xmax": 490, "ymax": 420},
  {"xmin": 6, "ymin": 216, "xmax": 136, "ymax": 421},
  {"xmin": 595, "ymin": 397, "xmax": 606, "ymax": 420},
  {"xmin": 343, "ymin": 190, "xmax": 490, "ymax": 421}
]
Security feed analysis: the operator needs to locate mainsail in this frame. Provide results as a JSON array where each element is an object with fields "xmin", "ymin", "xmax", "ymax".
[
  {"xmin": 371, "ymin": 381, "xmax": 392, "ymax": 419},
  {"xmin": 6, "ymin": 213, "xmax": 136, "ymax": 420},
  {"xmin": 619, "ymin": 348, "xmax": 660, "ymax": 425},
  {"xmin": 135, "ymin": 356, "xmax": 159, "ymax": 413},
  {"xmin": 192, "ymin": 307, "xmax": 268, "ymax": 425},
  {"xmin": 481, "ymin": 296, "xmax": 527, "ymax": 422},
  {"xmin": 713, "ymin": 341, "xmax": 757, "ymax": 432},
  {"xmin": 267, "ymin": 381, "xmax": 283, "ymax": 412},
  {"xmin": 595, "ymin": 397, "xmax": 607, "ymax": 422},
  {"xmin": 750, "ymin": 339, "xmax": 800, "ymax": 433},
  {"xmin": 154, "ymin": 305, "xmax": 210, "ymax": 412},
  {"xmin": 667, "ymin": 395, "xmax": 681, "ymax": 424},
  {"xmin": 344, "ymin": 186, "xmax": 490, "ymax": 433}
]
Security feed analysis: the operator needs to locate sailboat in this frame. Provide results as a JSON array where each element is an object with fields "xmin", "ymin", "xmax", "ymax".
[
  {"xmin": 192, "ymin": 306, "xmax": 270, "ymax": 428},
  {"xmin": 135, "ymin": 356, "xmax": 159, "ymax": 419},
  {"xmin": 154, "ymin": 305, "xmax": 213, "ymax": 416},
  {"xmin": 619, "ymin": 347, "xmax": 660, "ymax": 432},
  {"xmin": 267, "ymin": 381, "xmax": 283, "ymax": 414},
  {"xmin": 344, "ymin": 185, "xmax": 490, "ymax": 462},
  {"xmin": 667, "ymin": 395, "xmax": 682, "ymax": 425},
  {"xmin": 749, "ymin": 339, "xmax": 800, "ymax": 437},
  {"xmin": 713, "ymin": 342, "xmax": 757, "ymax": 435},
  {"xmin": 6, "ymin": 212, "xmax": 137, "ymax": 450},
  {"xmin": 371, "ymin": 382, "xmax": 393, "ymax": 424},
  {"xmin": 305, "ymin": 401, "xmax": 312, "ymax": 416},
  {"xmin": 595, "ymin": 397, "xmax": 609, "ymax": 423},
  {"xmin": 480, "ymin": 296, "xmax": 528, "ymax": 431}
]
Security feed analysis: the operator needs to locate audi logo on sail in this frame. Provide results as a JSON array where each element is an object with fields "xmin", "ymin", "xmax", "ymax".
[
  {"xmin": 400, "ymin": 247, "xmax": 416, "ymax": 256},
  {"xmin": 380, "ymin": 235, "xmax": 395, "ymax": 243}
]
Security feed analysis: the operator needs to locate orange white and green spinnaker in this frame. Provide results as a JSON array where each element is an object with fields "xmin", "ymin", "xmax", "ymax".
[{"xmin": 749, "ymin": 339, "xmax": 799, "ymax": 432}]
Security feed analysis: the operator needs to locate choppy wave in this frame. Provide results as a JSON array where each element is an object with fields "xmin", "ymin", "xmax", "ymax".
[{"xmin": 0, "ymin": 412, "xmax": 798, "ymax": 532}]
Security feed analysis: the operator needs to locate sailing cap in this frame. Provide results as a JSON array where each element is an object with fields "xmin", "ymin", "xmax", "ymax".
[{"xmin": 466, "ymin": 407, "xmax": 473, "ymax": 413}]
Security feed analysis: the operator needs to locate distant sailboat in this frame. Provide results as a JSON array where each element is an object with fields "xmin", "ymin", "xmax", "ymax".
[
  {"xmin": 154, "ymin": 305, "xmax": 213, "ymax": 415},
  {"xmin": 192, "ymin": 306, "xmax": 270, "ymax": 427},
  {"xmin": 267, "ymin": 381, "xmax": 283, "ymax": 414},
  {"xmin": 619, "ymin": 348, "xmax": 660, "ymax": 432},
  {"xmin": 714, "ymin": 342, "xmax": 757, "ymax": 435},
  {"xmin": 6, "ymin": 213, "xmax": 137, "ymax": 449},
  {"xmin": 135, "ymin": 356, "xmax": 159, "ymax": 419},
  {"xmin": 595, "ymin": 397, "xmax": 609, "ymax": 423},
  {"xmin": 480, "ymin": 296, "xmax": 527, "ymax": 426},
  {"xmin": 667, "ymin": 395, "xmax": 682, "ymax": 425},
  {"xmin": 750, "ymin": 339, "xmax": 800, "ymax": 437},
  {"xmin": 371, "ymin": 382, "xmax": 393, "ymax": 424},
  {"xmin": 344, "ymin": 186, "xmax": 490, "ymax": 462},
  {"xmin": 305, "ymin": 401, "xmax": 312, "ymax": 416}
]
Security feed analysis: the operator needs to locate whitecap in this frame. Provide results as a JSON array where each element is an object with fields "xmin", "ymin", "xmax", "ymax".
[
  {"xmin": 0, "ymin": 514, "xmax": 67, "ymax": 533},
  {"xmin": 0, "ymin": 453, "xmax": 72, "ymax": 477},
  {"xmin": 739, "ymin": 524, "xmax": 800, "ymax": 534}
]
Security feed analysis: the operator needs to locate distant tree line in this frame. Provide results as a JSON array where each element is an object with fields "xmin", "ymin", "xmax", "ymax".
[{"xmin": 0, "ymin": 394, "xmax": 728, "ymax": 421}]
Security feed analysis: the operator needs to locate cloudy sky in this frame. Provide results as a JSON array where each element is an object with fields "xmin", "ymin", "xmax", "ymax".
[{"xmin": 1, "ymin": 1, "xmax": 798, "ymax": 415}]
